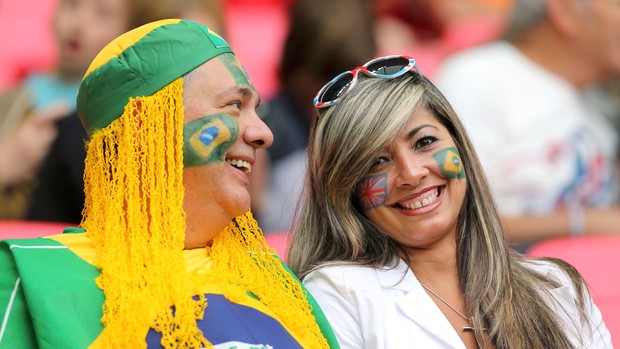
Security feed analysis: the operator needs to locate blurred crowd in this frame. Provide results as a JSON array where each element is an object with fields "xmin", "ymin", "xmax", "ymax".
[{"xmin": 1, "ymin": 0, "xmax": 619, "ymax": 250}]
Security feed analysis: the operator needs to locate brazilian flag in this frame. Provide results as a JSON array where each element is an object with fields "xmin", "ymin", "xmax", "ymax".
[{"xmin": 433, "ymin": 146, "xmax": 466, "ymax": 179}]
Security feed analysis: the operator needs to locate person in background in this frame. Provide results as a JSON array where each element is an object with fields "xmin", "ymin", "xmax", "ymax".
[
  {"xmin": 373, "ymin": 0, "xmax": 513, "ymax": 78},
  {"xmin": 435, "ymin": 0, "xmax": 620, "ymax": 247},
  {"xmin": 257, "ymin": 0, "xmax": 377, "ymax": 232},
  {"xmin": 289, "ymin": 55, "xmax": 612, "ymax": 348},
  {"xmin": 0, "ymin": 19, "xmax": 337, "ymax": 348},
  {"xmin": 0, "ymin": 0, "xmax": 191, "ymax": 220},
  {"xmin": 11, "ymin": 0, "xmax": 225, "ymax": 223}
]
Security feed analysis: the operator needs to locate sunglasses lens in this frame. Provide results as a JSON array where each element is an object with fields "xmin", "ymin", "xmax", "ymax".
[
  {"xmin": 366, "ymin": 56, "xmax": 410, "ymax": 75},
  {"xmin": 319, "ymin": 72, "xmax": 354, "ymax": 104}
]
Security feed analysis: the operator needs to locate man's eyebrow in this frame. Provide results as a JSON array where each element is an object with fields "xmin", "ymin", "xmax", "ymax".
[
  {"xmin": 405, "ymin": 124, "xmax": 439, "ymax": 141},
  {"xmin": 215, "ymin": 86, "xmax": 257, "ymax": 101}
]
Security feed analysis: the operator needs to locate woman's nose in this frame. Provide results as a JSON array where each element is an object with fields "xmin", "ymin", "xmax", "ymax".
[{"xmin": 393, "ymin": 156, "xmax": 429, "ymax": 189}]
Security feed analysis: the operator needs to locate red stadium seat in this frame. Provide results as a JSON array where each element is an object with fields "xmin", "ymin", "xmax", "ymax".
[
  {"xmin": 224, "ymin": 0, "xmax": 289, "ymax": 100},
  {"xmin": 264, "ymin": 230, "xmax": 289, "ymax": 262},
  {"xmin": 527, "ymin": 236, "xmax": 620, "ymax": 347},
  {"xmin": 0, "ymin": 0, "xmax": 58, "ymax": 91},
  {"xmin": 0, "ymin": 220, "xmax": 75, "ymax": 240}
]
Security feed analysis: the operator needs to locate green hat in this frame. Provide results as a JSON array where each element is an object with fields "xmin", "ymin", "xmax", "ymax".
[{"xmin": 77, "ymin": 19, "xmax": 233, "ymax": 133}]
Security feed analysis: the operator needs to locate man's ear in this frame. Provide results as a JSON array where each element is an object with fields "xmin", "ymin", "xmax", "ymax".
[{"xmin": 546, "ymin": 0, "xmax": 585, "ymax": 38}]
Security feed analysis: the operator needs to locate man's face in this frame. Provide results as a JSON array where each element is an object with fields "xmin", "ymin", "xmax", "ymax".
[{"xmin": 182, "ymin": 53, "xmax": 273, "ymax": 248}]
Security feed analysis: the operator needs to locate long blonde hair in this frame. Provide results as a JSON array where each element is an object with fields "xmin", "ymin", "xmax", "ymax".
[{"xmin": 288, "ymin": 72, "xmax": 590, "ymax": 349}]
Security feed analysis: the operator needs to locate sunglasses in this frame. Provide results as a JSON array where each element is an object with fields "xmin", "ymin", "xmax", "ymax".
[{"xmin": 313, "ymin": 55, "xmax": 421, "ymax": 109}]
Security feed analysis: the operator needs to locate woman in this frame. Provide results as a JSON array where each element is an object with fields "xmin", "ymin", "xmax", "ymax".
[{"xmin": 288, "ymin": 55, "xmax": 612, "ymax": 349}]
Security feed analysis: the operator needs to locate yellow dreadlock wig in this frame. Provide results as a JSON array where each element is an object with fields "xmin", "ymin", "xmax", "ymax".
[{"xmin": 77, "ymin": 19, "xmax": 329, "ymax": 348}]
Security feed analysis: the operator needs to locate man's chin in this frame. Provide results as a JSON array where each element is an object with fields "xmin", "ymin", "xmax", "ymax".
[{"xmin": 228, "ymin": 201, "xmax": 251, "ymax": 220}]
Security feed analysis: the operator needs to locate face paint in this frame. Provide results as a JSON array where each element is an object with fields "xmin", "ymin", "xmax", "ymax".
[
  {"xmin": 220, "ymin": 53, "xmax": 252, "ymax": 87},
  {"xmin": 183, "ymin": 113, "xmax": 239, "ymax": 167},
  {"xmin": 432, "ymin": 146, "xmax": 466, "ymax": 179},
  {"xmin": 356, "ymin": 173, "xmax": 388, "ymax": 210}
]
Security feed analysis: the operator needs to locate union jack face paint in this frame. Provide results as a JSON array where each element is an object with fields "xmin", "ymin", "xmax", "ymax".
[{"xmin": 356, "ymin": 173, "xmax": 388, "ymax": 210}]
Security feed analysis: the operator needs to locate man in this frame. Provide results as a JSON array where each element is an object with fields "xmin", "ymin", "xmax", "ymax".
[
  {"xmin": 435, "ymin": 0, "xmax": 620, "ymax": 246},
  {"xmin": 0, "ymin": 19, "xmax": 336, "ymax": 348}
]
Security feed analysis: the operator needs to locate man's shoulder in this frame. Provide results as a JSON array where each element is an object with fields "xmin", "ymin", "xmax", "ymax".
[
  {"xmin": 0, "ymin": 234, "xmax": 104, "ymax": 348},
  {"xmin": 2, "ymin": 231, "xmax": 98, "ymax": 274},
  {"xmin": 2, "ymin": 232, "xmax": 102, "ymax": 302}
]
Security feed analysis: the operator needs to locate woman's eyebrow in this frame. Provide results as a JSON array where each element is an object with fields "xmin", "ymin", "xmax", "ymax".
[{"xmin": 405, "ymin": 124, "xmax": 439, "ymax": 141}]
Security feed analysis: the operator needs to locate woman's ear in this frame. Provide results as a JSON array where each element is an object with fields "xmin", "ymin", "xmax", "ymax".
[{"xmin": 546, "ymin": 0, "xmax": 585, "ymax": 38}]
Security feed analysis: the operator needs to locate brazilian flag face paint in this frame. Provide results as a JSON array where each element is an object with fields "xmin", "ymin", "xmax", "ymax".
[
  {"xmin": 432, "ymin": 146, "xmax": 466, "ymax": 179},
  {"xmin": 220, "ymin": 53, "xmax": 253, "ymax": 88},
  {"xmin": 183, "ymin": 113, "xmax": 239, "ymax": 167}
]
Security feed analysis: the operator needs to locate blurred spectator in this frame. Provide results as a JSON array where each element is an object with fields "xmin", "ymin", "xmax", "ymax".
[
  {"xmin": 181, "ymin": 0, "xmax": 226, "ymax": 37},
  {"xmin": 257, "ymin": 0, "xmax": 377, "ymax": 232},
  {"xmin": 262, "ymin": 0, "xmax": 376, "ymax": 165},
  {"xmin": 373, "ymin": 0, "xmax": 513, "ymax": 78},
  {"xmin": 435, "ymin": 0, "xmax": 620, "ymax": 248},
  {"xmin": 2, "ymin": 0, "xmax": 224, "ymax": 222},
  {"xmin": 0, "ymin": 0, "xmax": 134, "ymax": 219}
]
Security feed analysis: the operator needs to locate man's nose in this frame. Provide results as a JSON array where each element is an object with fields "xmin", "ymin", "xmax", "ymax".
[{"xmin": 244, "ymin": 111, "xmax": 274, "ymax": 149}]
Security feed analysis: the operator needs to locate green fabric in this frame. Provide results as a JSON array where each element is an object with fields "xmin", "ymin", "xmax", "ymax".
[
  {"xmin": 77, "ymin": 20, "xmax": 233, "ymax": 133},
  {"xmin": 0, "ymin": 235, "xmax": 340, "ymax": 349},
  {"xmin": 280, "ymin": 260, "xmax": 341, "ymax": 349},
  {"xmin": 0, "ymin": 237, "xmax": 103, "ymax": 349},
  {"xmin": 0, "ymin": 240, "xmax": 36, "ymax": 348}
]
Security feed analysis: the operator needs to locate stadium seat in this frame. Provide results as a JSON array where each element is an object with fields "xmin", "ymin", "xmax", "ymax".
[
  {"xmin": 527, "ymin": 236, "xmax": 620, "ymax": 347},
  {"xmin": 0, "ymin": 220, "xmax": 74, "ymax": 240},
  {"xmin": 264, "ymin": 230, "xmax": 289, "ymax": 262}
]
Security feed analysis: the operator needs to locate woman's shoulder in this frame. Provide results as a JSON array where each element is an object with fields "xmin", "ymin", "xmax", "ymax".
[
  {"xmin": 304, "ymin": 258, "xmax": 412, "ymax": 291},
  {"xmin": 522, "ymin": 257, "xmax": 588, "ymax": 303},
  {"xmin": 523, "ymin": 258, "xmax": 578, "ymax": 284},
  {"xmin": 305, "ymin": 263, "xmax": 379, "ymax": 282}
]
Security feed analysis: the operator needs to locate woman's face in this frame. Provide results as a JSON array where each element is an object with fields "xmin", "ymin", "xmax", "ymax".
[{"xmin": 357, "ymin": 108, "xmax": 467, "ymax": 250}]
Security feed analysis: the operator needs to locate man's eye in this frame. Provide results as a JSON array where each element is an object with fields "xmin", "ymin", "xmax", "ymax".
[{"xmin": 229, "ymin": 101, "xmax": 241, "ymax": 109}]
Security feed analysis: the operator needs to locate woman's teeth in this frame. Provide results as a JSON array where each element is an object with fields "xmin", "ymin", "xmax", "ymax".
[{"xmin": 399, "ymin": 188, "xmax": 439, "ymax": 209}]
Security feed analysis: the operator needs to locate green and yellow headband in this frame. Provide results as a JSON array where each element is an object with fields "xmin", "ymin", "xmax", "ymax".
[{"xmin": 77, "ymin": 19, "xmax": 233, "ymax": 133}]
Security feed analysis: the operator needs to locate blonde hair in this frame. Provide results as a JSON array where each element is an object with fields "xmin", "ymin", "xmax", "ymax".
[
  {"xmin": 82, "ymin": 78, "xmax": 328, "ymax": 348},
  {"xmin": 289, "ymin": 73, "xmax": 590, "ymax": 349}
]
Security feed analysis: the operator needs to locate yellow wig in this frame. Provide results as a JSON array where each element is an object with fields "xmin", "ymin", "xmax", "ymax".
[{"xmin": 77, "ymin": 19, "xmax": 329, "ymax": 348}]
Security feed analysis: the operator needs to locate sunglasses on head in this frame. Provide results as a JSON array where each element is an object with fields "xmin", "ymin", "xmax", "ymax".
[{"xmin": 313, "ymin": 55, "xmax": 421, "ymax": 109}]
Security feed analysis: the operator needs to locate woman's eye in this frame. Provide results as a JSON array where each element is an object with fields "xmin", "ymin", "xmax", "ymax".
[
  {"xmin": 371, "ymin": 157, "xmax": 389, "ymax": 168},
  {"xmin": 415, "ymin": 136, "xmax": 437, "ymax": 149}
]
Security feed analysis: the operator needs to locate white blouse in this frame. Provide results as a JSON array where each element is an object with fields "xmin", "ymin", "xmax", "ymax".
[{"xmin": 304, "ymin": 258, "xmax": 612, "ymax": 349}]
